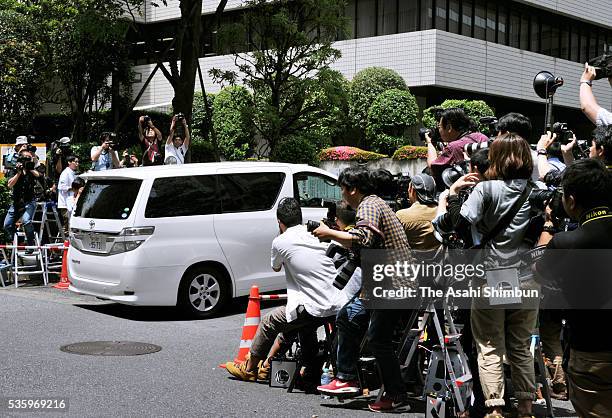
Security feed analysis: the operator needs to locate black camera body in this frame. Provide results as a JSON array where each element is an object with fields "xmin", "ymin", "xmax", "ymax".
[
  {"xmin": 479, "ymin": 116, "xmax": 499, "ymax": 139},
  {"xmin": 552, "ymin": 122, "xmax": 574, "ymax": 144},
  {"xmin": 17, "ymin": 155, "xmax": 35, "ymax": 171},
  {"xmin": 142, "ymin": 115, "xmax": 151, "ymax": 125},
  {"xmin": 176, "ymin": 112, "xmax": 185, "ymax": 121},
  {"xmin": 588, "ymin": 50, "xmax": 612, "ymax": 80}
]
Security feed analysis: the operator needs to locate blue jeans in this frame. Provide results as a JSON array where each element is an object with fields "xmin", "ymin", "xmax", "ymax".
[
  {"xmin": 335, "ymin": 299, "xmax": 408, "ymax": 398},
  {"xmin": 4, "ymin": 200, "xmax": 37, "ymax": 245}
]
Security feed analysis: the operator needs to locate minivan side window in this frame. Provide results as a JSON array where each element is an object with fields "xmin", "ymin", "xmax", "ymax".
[
  {"xmin": 145, "ymin": 175, "xmax": 218, "ymax": 218},
  {"xmin": 219, "ymin": 172, "xmax": 285, "ymax": 213},
  {"xmin": 294, "ymin": 172, "xmax": 341, "ymax": 207},
  {"xmin": 75, "ymin": 179, "xmax": 142, "ymax": 220}
]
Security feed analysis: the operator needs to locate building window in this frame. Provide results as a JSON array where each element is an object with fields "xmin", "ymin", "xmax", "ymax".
[
  {"xmin": 530, "ymin": 17, "xmax": 539, "ymax": 53},
  {"xmin": 486, "ymin": 3, "xmax": 496, "ymax": 42},
  {"xmin": 449, "ymin": 0, "xmax": 460, "ymax": 34},
  {"xmin": 421, "ymin": 0, "xmax": 433, "ymax": 30},
  {"xmin": 520, "ymin": 14, "xmax": 529, "ymax": 50},
  {"xmin": 580, "ymin": 32, "xmax": 588, "ymax": 62},
  {"xmin": 497, "ymin": 4, "xmax": 507, "ymax": 45},
  {"xmin": 570, "ymin": 28, "xmax": 580, "ymax": 62},
  {"xmin": 461, "ymin": 0, "xmax": 472, "ymax": 36},
  {"xmin": 377, "ymin": 0, "xmax": 397, "ymax": 35},
  {"xmin": 398, "ymin": 0, "xmax": 418, "ymax": 33},
  {"xmin": 356, "ymin": 0, "xmax": 376, "ymax": 38},
  {"xmin": 474, "ymin": 0, "xmax": 485, "ymax": 40},
  {"xmin": 509, "ymin": 11, "xmax": 520, "ymax": 49},
  {"xmin": 340, "ymin": 0, "xmax": 356, "ymax": 40},
  {"xmin": 560, "ymin": 26, "xmax": 570, "ymax": 60},
  {"xmin": 541, "ymin": 22, "xmax": 551, "ymax": 56},
  {"xmin": 435, "ymin": 1, "xmax": 447, "ymax": 31},
  {"xmin": 589, "ymin": 29, "xmax": 598, "ymax": 59}
]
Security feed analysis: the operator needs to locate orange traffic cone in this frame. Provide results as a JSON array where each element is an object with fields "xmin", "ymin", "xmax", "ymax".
[
  {"xmin": 53, "ymin": 240, "xmax": 70, "ymax": 290},
  {"xmin": 234, "ymin": 285, "xmax": 261, "ymax": 363}
]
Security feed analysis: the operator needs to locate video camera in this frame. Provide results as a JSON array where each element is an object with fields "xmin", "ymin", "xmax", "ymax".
[{"xmin": 16, "ymin": 154, "xmax": 35, "ymax": 171}]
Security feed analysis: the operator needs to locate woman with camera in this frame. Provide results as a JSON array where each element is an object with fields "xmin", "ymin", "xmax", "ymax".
[
  {"xmin": 446, "ymin": 133, "xmax": 539, "ymax": 418},
  {"xmin": 138, "ymin": 116, "xmax": 162, "ymax": 166}
]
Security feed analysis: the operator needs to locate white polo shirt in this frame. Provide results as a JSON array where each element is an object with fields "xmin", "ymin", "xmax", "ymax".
[
  {"xmin": 164, "ymin": 143, "xmax": 188, "ymax": 165},
  {"xmin": 271, "ymin": 225, "xmax": 340, "ymax": 322}
]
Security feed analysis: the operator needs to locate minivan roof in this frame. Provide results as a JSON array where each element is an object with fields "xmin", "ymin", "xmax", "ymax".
[{"xmin": 78, "ymin": 162, "xmax": 337, "ymax": 180}]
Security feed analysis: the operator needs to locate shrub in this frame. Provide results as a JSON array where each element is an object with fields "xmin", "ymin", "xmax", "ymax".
[
  {"xmin": 319, "ymin": 146, "xmax": 386, "ymax": 161},
  {"xmin": 422, "ymin": 99, "xmax": 495, "ymax": 132},
  {"xmin": 191, "ymin": 91, "xmax": 215, "ymax": 143},
  {"xmin": 366, "ymin": 89, "xmax": 419, "ymax": 154},
  {"xmin": 0, "ymin": 179, "xmax": 11, "ymax": 242},
  {"xmin": 270, "ymin": 134, "xmax": 319, "ymax": 166},
  {"xmin": 189, "ymin": 140, "xmax": 217, "ymax": 163},
  {"xmin": 211, "ymin": 86, "xmax": 255, "ymax": 161},
  {"xmin": 349, "ymin": 67, "xmax": 407, "ymax": 134},
  {"xmin": 392, "ymin": 145, "xmax": 428, "ymax": 160}
]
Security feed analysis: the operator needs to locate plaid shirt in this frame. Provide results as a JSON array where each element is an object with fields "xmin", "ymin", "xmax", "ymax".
[
  {"xmin": 350, "ymin": 195, "xmax": 409, "ymax": 250},
  {"xmin": 350, "ymin": 195, "xmax": 415, "ymax": 297}
]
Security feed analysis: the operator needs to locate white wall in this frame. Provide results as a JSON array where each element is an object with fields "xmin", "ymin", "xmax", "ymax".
[{"xmin": 130, "ymin": 30, "xmax": 612, "ymax": 112}]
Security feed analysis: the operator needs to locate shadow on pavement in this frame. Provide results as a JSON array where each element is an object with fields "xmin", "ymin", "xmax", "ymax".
[{"xmin": 74, "ymin": 296, "xmax": 286, "ymax": 322}]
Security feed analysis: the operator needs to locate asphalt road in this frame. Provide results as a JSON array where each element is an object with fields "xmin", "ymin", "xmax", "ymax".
[{"xmin": 0, "ymin": 283, "xmax": 578, "ymax": 417}]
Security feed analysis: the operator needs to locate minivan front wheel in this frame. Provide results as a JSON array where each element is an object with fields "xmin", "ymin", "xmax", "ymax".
[{"xmin": 178, "ymin": 266, "xmax": 230, "ymax": 319}]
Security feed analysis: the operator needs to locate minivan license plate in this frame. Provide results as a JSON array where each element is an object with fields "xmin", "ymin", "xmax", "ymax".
[{"xmin": 89, "ymin": 235, "xmax": 104, "ymax": 251}]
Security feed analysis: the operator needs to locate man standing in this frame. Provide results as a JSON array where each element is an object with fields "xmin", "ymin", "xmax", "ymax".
[
  {"xmin": 4, "ymin": 147, "xmax": 41, "ymax": 252},
  {"xmin": 225, "ymin": 198, "xmax": 338, "ymax": 390},
  {"xmin": 313, "ymin": 166, "xmax": 413, "ymax": 412},
  {"xmin": 164, "ymin": 115, "xmax": 190, "ymax": 165},
  {"xmin": 536, "ymin": 159, "xmax": 612, "ymax": 417},
  {"xmin": 91, "ymin": 132, "xmax": 120, "ymax": 171},
  {"xmin": 138, "ymin": 116, "xmax": 163, "ymax": 165},
  {"xmin": 396, "ymin": 173, "xmax": 440, "ymax": 251},
  {"xmin": 57, "ymin": 156, "xmax": 78, "ymax": 233},
  {"xmin": 3, "ymin": 136, "xmax": 29, "ymax": 177}
]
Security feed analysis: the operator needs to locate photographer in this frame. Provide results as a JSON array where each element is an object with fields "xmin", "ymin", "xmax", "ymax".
[
  {"xmin": 90, "ymin": 133, "xmax": 120, "ymax": 171},
  {"xmin": 3, "ymin": 136, "xmax": 29, "ymax": 177},
  {"xmin": 312, "ymin": 166, "xmax": 412, "ymax": 412},
  {"xmin": 138, "ymin": 116, "xmax": 162, "ymax": 166},
  {"xmin": 535, "ymin": 132, "xmax": 573, "ymax": 181},
  {"xmin": 50, "ymin": 137, "xmax": 72, "ymax": 180},
  {"xmin": 396, "ymin": 173, "xmax": 440, "ymax": 251},
  {"xmin": 165, "ymin": 114, "xmax": 190, "ymax": 165},
  {"xmin": 120, "ymin": 152, "xmax": 139, "ymax": 168},
  {"xmin": 580, "ymin": 63, "xmax": 612, "ymax": 126},
  {"xmin": 535, "ymin": 159, "xmax": 612, "ymax": 416},
  {"xmin": 426, "ymin": 108, "xmax": 488, "ymax": 179},
  {"xmin": 3, "ymin": 147, "xmax": 41, "ymax": 251},
  {"xmin": 224, "ymin": 198, "xmax": 338, "ymax": 391},
  {"xmin": 57, "ymin": 156, "xmax": 79, "ymax": 233},
  {"xmin": 445, "ymin": 133, "xmax": 540, "ymax": 418}
]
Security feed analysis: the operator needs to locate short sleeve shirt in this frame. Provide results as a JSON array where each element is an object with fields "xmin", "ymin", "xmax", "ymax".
[
  {"xmin": 164, "ymin": 143, "xmax": 188, "ymax": 165},
  {"xmin": 271, "ymin": 225, "xmax": 339, "ymax": 322},
  {"xmin": 430, "ymin": 132, "xmax": 489, "ymax": 175},
  {"xmin": 596, "ymin": 107, "xmax": 612, "ymax": 126},
  {"xmin": 91, "ymin": 147, "xmax": 117, "ymax": 171}
]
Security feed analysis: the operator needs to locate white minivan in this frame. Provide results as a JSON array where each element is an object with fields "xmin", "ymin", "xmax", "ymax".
[{"xmin": 68, "ymin": 162, "xmax": 341, "ymax": 318}]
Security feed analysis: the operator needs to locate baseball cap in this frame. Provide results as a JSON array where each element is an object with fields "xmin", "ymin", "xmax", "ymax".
[
  {"xmin": 15, "ymin": 136, "xmax": 28, "ymax": 145},
  {"xmin": 411, "ymin": 173, "xmax": 437, "ymax": 204},
  {"xmin": 59, "ymin": 136, "xmax": 71, "ymax": 144}
]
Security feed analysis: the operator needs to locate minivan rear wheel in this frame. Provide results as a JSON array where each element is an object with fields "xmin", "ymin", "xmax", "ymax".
[{"xmin": 178, "ymin": 266, "xmax": 230, "ymax": 319}]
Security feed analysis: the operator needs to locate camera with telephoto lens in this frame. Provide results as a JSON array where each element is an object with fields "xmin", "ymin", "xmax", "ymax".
[
  {"xmin": 552, "ymin": 122, "xmax": 574, "ymax": 144},
  {"xmin": 326, "ymin": 243, "xmax": 360, "ymax": 290},
  {"xmin": 17, "ymin": 155, "xmax": 35, "ymax": 171},
  {"xmin": 588, "ymin": 49, "xmax": 612, "ymax": 80},
  {"xmin": 142, "ymin": 115, "xmax": 151, "ymax": 125},
  {"xmin": 306, "ymin": 200, "xmax": 338, "ymax": 235},
  {"xmin": 529, "ymin": 188, "xmax": 568, "ymax": 227},
  {"xmin": 464, "ymin": 140, "xmax": 493, "ymax": 156}
]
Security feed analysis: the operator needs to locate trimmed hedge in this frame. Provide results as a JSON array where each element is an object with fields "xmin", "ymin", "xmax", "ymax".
[
  {"xmin": 366, "ymin": 88, "xmax": 419, "ymax": 154},
  {"xmin": 319, "ymin": 146, "xmax": 386, "ymax": 161},
  {"xmin": 212, "ymin": 86, "xmax": 255, "ymax": 160},
  {"xmin": 270, "ymin": 135, "xmax": 319, "ymax": 166},
  {"xmin": 349, "ymin": 67, "xmax": 407, "ymax": 133},
  {"xmin": 422, "ymin": 99, "xmax": 495, "ymax": 132},
  {"xmin": 392, "ymin": 145, "xmax": 428, "ymax": 160}
]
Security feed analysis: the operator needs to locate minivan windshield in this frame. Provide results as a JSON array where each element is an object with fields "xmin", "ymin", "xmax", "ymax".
[{"xmin": 74, "ymin": 179, "xmax": 142, "ymax": 220}]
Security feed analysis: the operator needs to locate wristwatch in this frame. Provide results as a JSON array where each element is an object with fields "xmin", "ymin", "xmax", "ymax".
[
  {"xmin": 580, "ymin": 80, "xmax": 593, "ymax": 87},
  {"xmin": 542, "ymin": 225, "xmax": 557, "ymax": 234},
  {"xmin": 537, "ymin": 149, "xmax": 547, "ymax": 156}
]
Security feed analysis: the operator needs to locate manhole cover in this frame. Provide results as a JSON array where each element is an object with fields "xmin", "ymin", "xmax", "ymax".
[{"xmin": 60, "ymin": 341, "xmax": 162, "ymax": 356}]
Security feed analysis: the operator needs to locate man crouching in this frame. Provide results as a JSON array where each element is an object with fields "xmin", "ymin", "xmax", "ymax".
[{"xmin": 225, "ymin": 197, "xmax": 339, "ymax": 390}]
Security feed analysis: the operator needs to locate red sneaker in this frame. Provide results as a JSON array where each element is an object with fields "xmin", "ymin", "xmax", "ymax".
[
  {"xmin": 368, "ymin": 396, "xmax": 410, "ymax": 413},
  {"xmin": 317, "ymin": 378, "xmax": 360, "ymax": 395}
]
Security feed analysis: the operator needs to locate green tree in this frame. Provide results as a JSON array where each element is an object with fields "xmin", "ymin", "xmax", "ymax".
[
  {"xmin": 211, "ymin": 0, "xmax": 347, "ymax": 155},
  {"xmin": 422, "ymin": 99, "xmax": 495, "ymax": 132},
  {"xmin": 366, "ymin": 89, "xmax": 419, "ymax": 155},
  {"xmin": 212, "ymin": 86, "xmax": 255, "ymax": 160},
  {"xmin": 0, "ymin": 8, "xmax": 45, "ymax": 139},
  {"xmin": 349, "ymin": 67, "xmax": 407, "ymax": 138}
]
